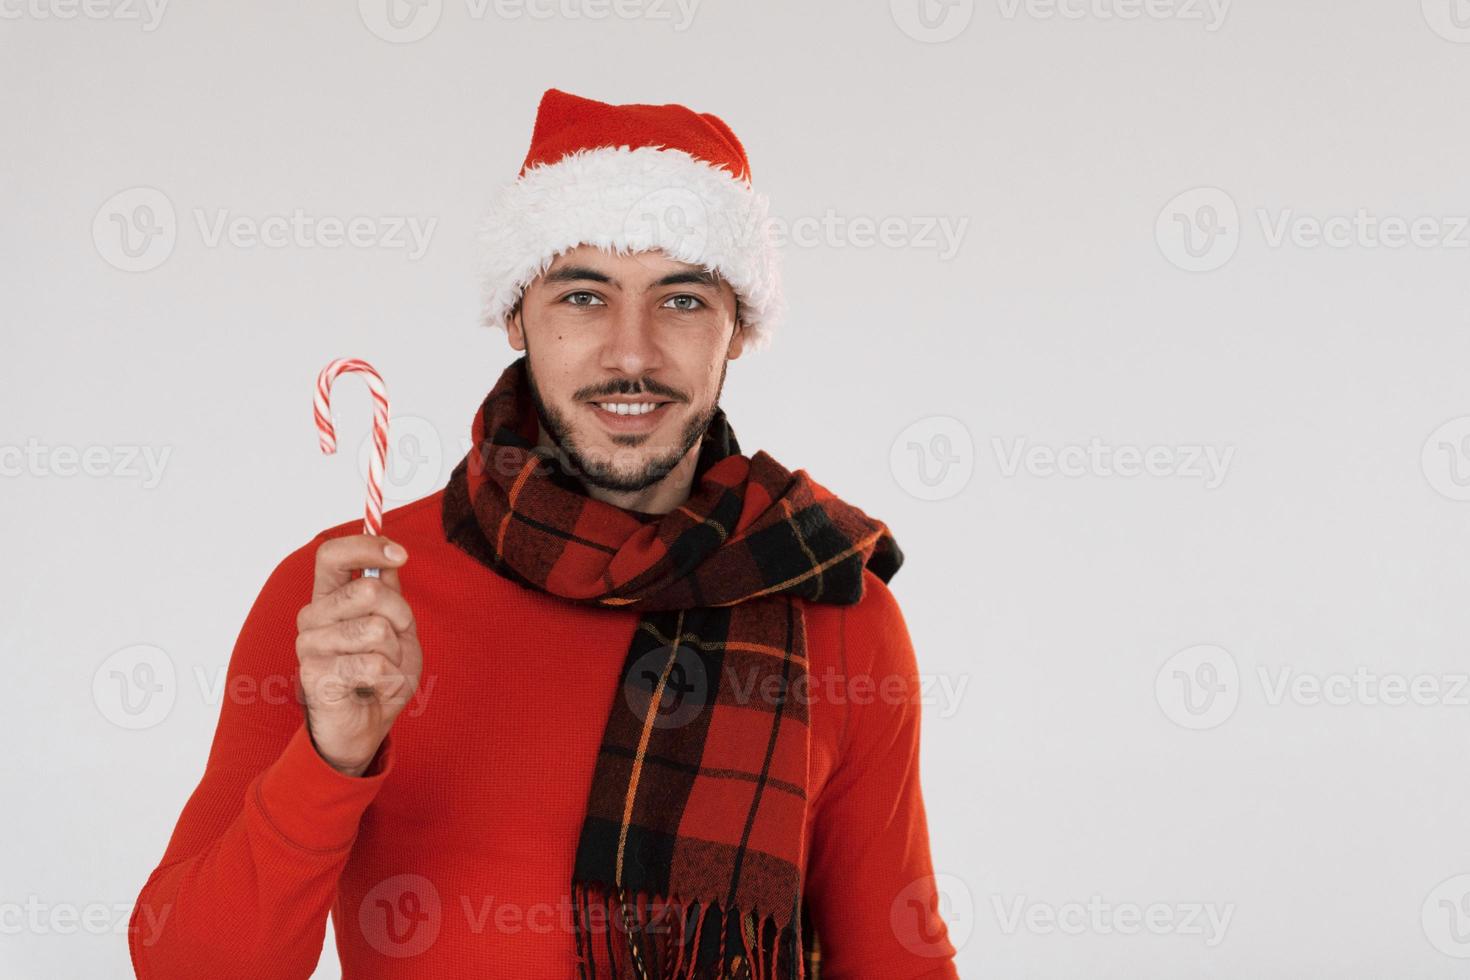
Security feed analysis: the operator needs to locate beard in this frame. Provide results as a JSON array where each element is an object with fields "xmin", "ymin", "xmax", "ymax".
[{"xmin": 523, "ymin": 345, "xmax": 728, "ymax": 494}]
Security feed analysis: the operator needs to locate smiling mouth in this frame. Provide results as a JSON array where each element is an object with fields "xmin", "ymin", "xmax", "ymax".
[
  {"xmin": 588, "ymin": 400, "xmax": 672, "ymax": 416},
  {"xmin": 585, "ymin": 400, "xmax": 676, "ymax": 433}
]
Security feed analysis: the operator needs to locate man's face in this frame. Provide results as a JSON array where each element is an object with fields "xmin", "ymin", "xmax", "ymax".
[{"xmin": 506, "ymin": 245, "xmax": 746, "ymax": 494}]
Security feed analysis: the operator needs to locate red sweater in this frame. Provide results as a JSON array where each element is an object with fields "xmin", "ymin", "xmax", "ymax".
[{"xmin": 129, "ymin": 489, "xmax": 960, "ymax": 979}]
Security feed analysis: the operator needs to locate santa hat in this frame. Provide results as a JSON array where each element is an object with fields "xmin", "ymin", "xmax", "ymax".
[{"xmin": 476, "ymin": 88, "xmax": 784, "ymax": 353}]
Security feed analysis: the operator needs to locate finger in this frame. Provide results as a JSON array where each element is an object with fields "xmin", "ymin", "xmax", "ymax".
[
  {"xmin": 302, "ymin": 652, "xmax": 415, "ymax": 707},
  {"xmin": 312, "ymin": 535, "xmax": 408, "ymax": 599},
  {"xmin": 375, "ymin": 565, "xmax": 418, "ymax": 637},
  {"xmin": 296, "ymin": 615, "xmax": 404, "ymax": 668},
  {"xmin": 297, "ymin": 576, "xmax": 415, "ymax": 633}
]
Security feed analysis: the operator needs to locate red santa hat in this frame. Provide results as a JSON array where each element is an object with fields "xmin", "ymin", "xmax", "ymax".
[{"xmin": 476, "ymin": 88, "xmax": 784, "ymax": 353}]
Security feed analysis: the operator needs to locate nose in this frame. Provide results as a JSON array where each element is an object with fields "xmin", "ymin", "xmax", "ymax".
[{"xmin": 598, "ymin": 299, "xmax": 663, "ymax": 379}]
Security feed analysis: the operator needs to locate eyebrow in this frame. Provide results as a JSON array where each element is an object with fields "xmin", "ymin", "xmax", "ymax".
[{"xmin": 543, "ymin": 264, "xmax": 721, "ymax": 291}]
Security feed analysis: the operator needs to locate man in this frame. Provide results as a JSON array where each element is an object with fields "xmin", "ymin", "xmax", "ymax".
[{"xmin": 130, "ymin": 88, "xmax": 959, "ymax": 979}]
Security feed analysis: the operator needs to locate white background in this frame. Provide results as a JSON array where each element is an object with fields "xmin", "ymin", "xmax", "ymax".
[{"xmin": 6, "ymin": 0, "xmax": 1470, "ymax": 977}]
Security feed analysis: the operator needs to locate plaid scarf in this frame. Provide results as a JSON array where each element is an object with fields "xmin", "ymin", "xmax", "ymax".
[{"xmin": 440, "ymin": 355, "xmax": 903, "ymax": 979}]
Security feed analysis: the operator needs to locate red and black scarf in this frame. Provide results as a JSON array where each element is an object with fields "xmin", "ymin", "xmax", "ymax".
[{"xmin": 441, "ymin": 355, "xmax": 903, "ymax": 979}]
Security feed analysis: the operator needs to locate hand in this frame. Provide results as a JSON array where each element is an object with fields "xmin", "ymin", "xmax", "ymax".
[{"xmin": 294, "ymin": 535, "xmax": 422, "ymax": 777}]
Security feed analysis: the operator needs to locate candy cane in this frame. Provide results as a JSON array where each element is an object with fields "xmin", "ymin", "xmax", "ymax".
[{"xmin": 314, "ymin": 358, "xmax": 390, "ymax": 579}]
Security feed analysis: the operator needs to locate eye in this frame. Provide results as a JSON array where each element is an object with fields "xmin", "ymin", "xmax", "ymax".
[
  {"xmin": 663, "ymin": 294, "xmax": 706, "ymax": 312},
  {"xmin": 562, "ymin": 291, "xmax": 605, "ymax": 307}
]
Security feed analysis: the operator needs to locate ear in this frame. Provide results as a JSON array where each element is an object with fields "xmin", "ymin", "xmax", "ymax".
[
  {"xmin": 507, "ymin": 302, "xmax": 527, "ymax": 352},
  {"xmin": 726, "ymin": 298, "xmax": 746, "ymax": 360},
  {"xmin": 726, "ymin": 316, "xmax": 746, "ymax": 360}
]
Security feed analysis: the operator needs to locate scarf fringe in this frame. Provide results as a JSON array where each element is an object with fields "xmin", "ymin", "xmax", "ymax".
[{"xmin": 572, "ymin": 881, "xmax": 810, "ymax": 980}]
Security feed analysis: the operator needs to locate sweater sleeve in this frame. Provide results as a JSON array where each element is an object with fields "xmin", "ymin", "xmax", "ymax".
[
  {"xmin": 803, "ymin": 570, "xmax": 961, "ymax": 979},
  {"xmin": 128, "ymin": 533, "xmax": 396, "ymax": 980}
]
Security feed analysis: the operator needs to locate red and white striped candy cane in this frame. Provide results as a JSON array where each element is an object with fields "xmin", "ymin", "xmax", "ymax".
[{"xmin": 314, "ymin": 357, "xmax": 390, "ymax": 578}]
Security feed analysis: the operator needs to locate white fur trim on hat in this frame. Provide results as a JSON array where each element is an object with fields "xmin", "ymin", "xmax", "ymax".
[{"xmin": 476, "ymin": 145, "xmax": 784, "ymax": 353}]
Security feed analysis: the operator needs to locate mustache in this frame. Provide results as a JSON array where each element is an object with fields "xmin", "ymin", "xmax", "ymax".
[{"xmin": 579, "ymin": 378, "xmax": 684, "ymax": 402}]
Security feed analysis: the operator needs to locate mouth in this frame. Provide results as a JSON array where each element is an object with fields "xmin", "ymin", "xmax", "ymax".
[{"xmin": 585, "ymin": 399, "xmax": 676, "ymax": 433}]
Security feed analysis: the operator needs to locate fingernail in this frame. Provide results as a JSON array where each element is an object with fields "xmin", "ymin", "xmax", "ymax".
[{"xmin": 384, "ymin": 543, "xmax": 407, "ymax": 561}]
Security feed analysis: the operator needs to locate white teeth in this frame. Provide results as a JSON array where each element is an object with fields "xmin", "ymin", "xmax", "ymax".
[{"xmin": 596, "ymin": 402, "xmax": 661, "ymax": 416}]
